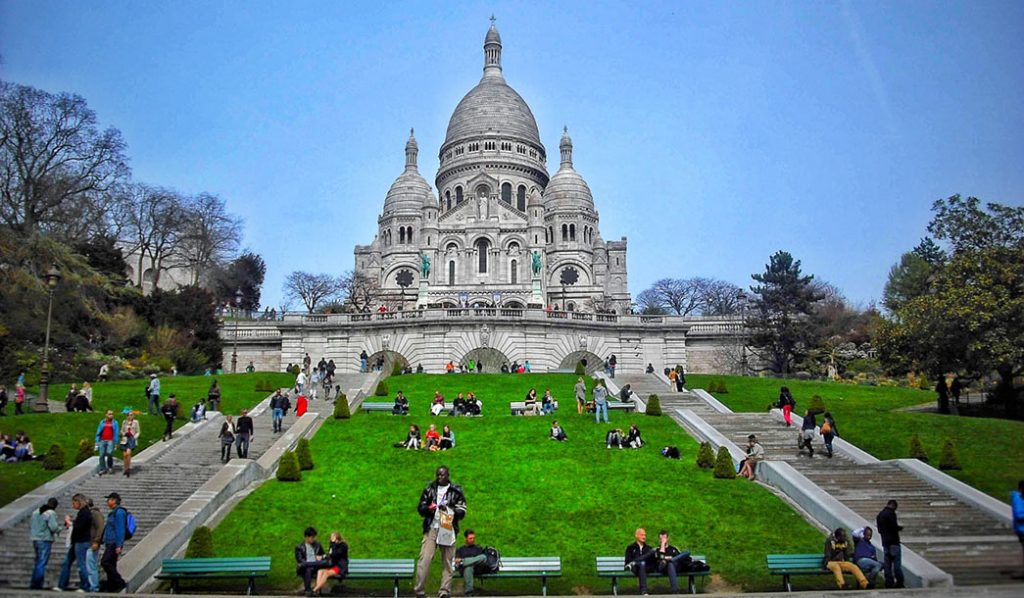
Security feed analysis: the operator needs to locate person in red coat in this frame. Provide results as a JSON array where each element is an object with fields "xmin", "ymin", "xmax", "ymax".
[{"xmin": 295, "ymin": 394, "xmax": 308, "ymax": 417}]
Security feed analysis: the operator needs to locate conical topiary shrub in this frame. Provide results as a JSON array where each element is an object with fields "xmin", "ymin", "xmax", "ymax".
[
  {"xmin": 392, "ymin": 361, "xmax": 403, "ymax": 376},
  {"xmin": 185, "ymin": 526, "xmax": 215, "ymax": 558},
  {"xmin": 938, "ymin": 438, "xmax": 961, "ymax": 470},
  {"xmin": 645, "ymin": 394, "xmax": 662, "ymax": 416},
  {"xmin": 333, "ymin": 394, "xmax": 351, "ymax": 419},
  {"xmin": 696, "ymin": 442, "xmax": 716, "ymax": 469},
  {"xmin": 296, "ymin": 437, "xmax": 314, "ymax": 470},
  {"xmin": 909, "ymin": 433, "xmax": 929, "ymax": 462},
  {"xmin": 574, "ymin": 361, "xmax": 586, "ymax": 376},
  {"xmin": 75, "ymin": 439, "xmax": 94, "ymax": 464},
  {"xmin": 42, "ymin": 444, "xmax": 65, "ymax": 471},
  {"xmin": 715, "ymin": 380, "xmax": 729, "ymax": 394},
  {"xmin": 713, "ymin": 446, "xmax": 737, "ymax": 479},
  {"xmin": 807, "ymin": 395, "xmax": 826, "ymax": 415},
  {"xmin": 276, "ymin": 450, "xmax": 302, "ymax": 481},
  {"xmin": 375, "ymin": 381, "xmax": 388, "ymax": 396}
]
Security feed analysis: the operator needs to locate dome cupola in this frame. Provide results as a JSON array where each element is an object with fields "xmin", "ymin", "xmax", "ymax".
[
  {"xmin": 383, "ymin": 129, "xmax": 432, "ymax": 215},
  {"xmin": 544, "ymin": 127, "xmax": 594, "ymax": 211}
]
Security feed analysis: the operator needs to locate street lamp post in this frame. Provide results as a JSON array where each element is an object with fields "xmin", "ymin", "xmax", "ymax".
[
  {"xmin": 35, "ymin": 266, "xmax": 62, "ymax": 412},
  {"xmin": 737, "ymin": 291, "xmax": 748, "ymax": 376},
  {"xmin": 231, "ymin": 288, "xmax": 242, "ymax": 373}
]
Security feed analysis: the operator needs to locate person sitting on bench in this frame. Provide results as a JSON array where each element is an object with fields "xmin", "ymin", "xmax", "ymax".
[
  {"xmin": 654, "ymin": 529, "xmax": 693, "ymax": 594},
  {"xmin": 465, "ymin": 392, "xmax": 482, "ymax": 416},
  {"xmin": 624, "ymin": 528, "xmax": 657, "ymax": 595},
  {"xmin": 430, "ymin": 392, "xmax": 446, "ymax": 416},
  {"xmin": 524, "ymin": 388, "xmax": 540, "ymax": 416},
  {"xmin": 454, "ymin": 529, "xmax": 487, "ymax": 595},
  {"xmin": 606, "ymin": 428, "xmax": 625, "ymax": 449},
  {"xmin": 311, "ymin": 531, "xmax": 349, "ymax": 596},
  {"xmin": 392, "ymin": 391, "xmax": 409, "ymax": 415},
  {"xmin": 294, "ymin": 526, "xmax": 326, "ymax": 597},
  {"xmin": 824, "ymin": 527, "xmax": 869, "ymax": 590},
  {"xmin": 452, "ymin": 393, "xmax": 467, "ymax": 416},
  {"xmin": 619, "ymin": 384, "xmax": 634, "ymax": 402}
]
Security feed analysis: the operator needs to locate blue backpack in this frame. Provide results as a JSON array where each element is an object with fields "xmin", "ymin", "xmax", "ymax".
[{"xmin": 120, "ymin": 507, "xmax": 137, "ymax": 540}]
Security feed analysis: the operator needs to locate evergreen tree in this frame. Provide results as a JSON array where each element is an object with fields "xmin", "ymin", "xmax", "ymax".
[
  {"xmin": 375, "ymin": 381, "xmax": 388, "ymax": 396},
  {"xmin": 713, "ymin": 446, "xmax": 737, "ymax": 479},
  {"xmin": 42, "ymin": 444, "xmax": 65, "ymax": 470},
  {"xmin": 696, "ymin": 442, "xmax": 716, "ymax": 469},
  {"xmin": 276, "ymin": 450, "xmax": 302, "ymax": 481},
  {"xmin": 333, "ymin": 394, "xmax": 351, "ymax": 419},
  {"xmin": 645, "ymin": 394, "xmax": 662, "ymax": 416},
  {"xmin": 185, "ymin": 526, "xmax": 215, "ymax": 558},
  {"xmin": 909, "ymin": 433, "xmax": 929, "ymax": 462},
  {"xmin": 75, "ymin": 439, "xmax": 94, "ymax": 464},
  {"xmin": 938, "ymin": 438, "xmax": 962, "ymax": 470},
  {"xmin": 748, "ymin": 250, "xmax": 824, "ymax": 374},
  {"xmin": 296, "ymin": 437, "xmax": 314, "ymax": 470}
]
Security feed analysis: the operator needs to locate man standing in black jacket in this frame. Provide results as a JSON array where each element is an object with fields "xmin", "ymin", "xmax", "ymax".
[
  {"xmin": 624, "ymin": 528, "xmax": 657, "ymax": 595},
  {"xmin": 160, "ymin": 395, "xmax": 178, "ymax": 441},
  {"xmin": 236, "ymin": 409, "xmax": 255, "ymax": 458},
  {"xmin": 414, "ymin": 465, "xmax": 467, "ymax": 598},
  {"xmin": 876, "ymin": 500, "xmax": 905, "ymax": 588},
  {"xmin": 54, "ymin": 494, "xmax": 93, "ymax": 591}
]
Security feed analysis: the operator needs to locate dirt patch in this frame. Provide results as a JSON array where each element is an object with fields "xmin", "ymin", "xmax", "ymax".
[{"xmin": 704, "ymin": 573, "xmax": 743, "ymax": 593}]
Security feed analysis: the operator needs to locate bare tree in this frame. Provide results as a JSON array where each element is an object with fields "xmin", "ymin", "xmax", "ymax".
[
  {"xmin": 0, "ymin": 81, "xmax": 129, "ymax": 236},
  {"xmin": 648, "ymin": 278, "xmax": 708, "ymax": 316},
  {"xmin": 339, "ymin": 270, "xmax": 381, "ymax": 312},
  {"xmin": 701, "ymin": 279, "xmax": 743, "ymax": 316},
  {"xmin": 178, "ymin": 192, "xmax": 242, "ymax": 286},
  {"xmin": 635, "ymin": 288, "xmax": 668, "ymax": 315},
  {"xmin": 284, "ymin": 271, "xmax": 342, "ymax": 313},
  {"xmin": 119, "ymin": 183, "xmax": 185, "ymax": 288}
]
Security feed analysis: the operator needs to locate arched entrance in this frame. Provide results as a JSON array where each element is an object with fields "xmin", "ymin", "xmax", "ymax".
[
  {"xmin": 367, "ymin": 350, "xmax": 410, "ymax": 373},
  {"xmin": 461, "ymin": 347, "xmax": 511, "ymax": 372},
  {"xmin": 558, "ymin": 350, "xmax": 604, "ymax": 374}
]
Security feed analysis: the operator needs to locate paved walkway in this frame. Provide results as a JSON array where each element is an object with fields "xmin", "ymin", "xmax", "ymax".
[
  {"xmin": 614, "ymin": 374, "xmax": 1020, "ymax": 587},
  {"xmin": 0, "ymin": 392, "xmax": 316, "ymax": 589}
]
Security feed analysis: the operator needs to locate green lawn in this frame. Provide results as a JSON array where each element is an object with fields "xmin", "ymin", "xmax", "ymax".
[
  {"xmin": 212, "ymin": 373, "xmax": 826, "ymax": 594},
  {"xmin": 687, "ymin": 374, "xmax": 1024, "ymax": 502},
  {"xmin": 0, "ymin": 372, "xmax": 294, "ymax": 507}
]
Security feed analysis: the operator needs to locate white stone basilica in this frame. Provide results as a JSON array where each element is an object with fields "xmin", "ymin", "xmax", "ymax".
[{"xmin": 354, "ymin": 20, "xmax": 630, "ymax": 312}]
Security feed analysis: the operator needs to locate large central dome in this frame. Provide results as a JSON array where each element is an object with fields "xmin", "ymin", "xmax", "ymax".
[{"xmin": 442, "ymin": 20, "xmax": 543, "ymax": 150}]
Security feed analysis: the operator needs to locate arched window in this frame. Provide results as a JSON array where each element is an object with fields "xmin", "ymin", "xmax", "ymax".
[
  {"xmin": 476, "ymin": 238, "xmax": 489, "ymax": 273},
  {"xmin": 516, "ymin": 185, "xmax": 526, "ymax": 211},
  {"xmin": 566, "ymin": 302, "xmax": 575, "ymax": 312},
  {"xmin": 399, "ymin": 228, "xmax": 406, "ymax": 244},
  {"xmin": 510, "ymin": 259, "xmax": 518, "ymax": 284},
  {"xmin": 448, "ymin": 260, "xmax": 456, "ymax": 285},
  {"xmin": 445, "ymin": 190, "xmax": 451, "ymax": 211},
  {"xmin": 406, "ymin": 227, "xmax": 413, "ymax": 243},
  {"xmin": 561, "ymin": 224, "xmax": 568, "ymax": 241},
  {"xmin": 501, "ymin": 183, "xmax": 512, "ymax": 203},
  {"xmin": 456, "ymin": 186, "xmax": 464, "ymax": 204},
  {"xmin": 548, "ymin": 226, "xmax": 554, "ymax": 243},
  {"xmin": 446, "ymin": 242, "xmax": 458, "ymax": 253},
  {"xmin": 508, "ymin": 242, "xmax": 519, "ymax": 253},
  {"xmin": 569, "ymin": 224, "xmax": 576, "ymax": 241}
]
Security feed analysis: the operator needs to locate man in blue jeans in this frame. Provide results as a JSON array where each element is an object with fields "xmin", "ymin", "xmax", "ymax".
[
  {"xmin": 270, "ymin": 391, "xmax": 286, "ymax": 433},
  {"xmin": 876, "ymin": 500, "xmax": 905, "ymax": 588},
  {"xmin": 852, "ymin": 526, "xmax": 882, "ymax": 588},
  {"xmin": 30, "ymin": 498, "xmax": 60, "ymax": 589},
  {"xmin": 55, "ymin": 494, "xmax": 93, "ymax": 591},
  {"xmin": 95, "ymin": 410, "xmax": 119, "ymax": 475},
  {"xmin": 101, "ymin": 492, "xmax": 128, "ymax": 592},
  {"xmin": 593, "ymin": 384, "xmax": 609, "ymax": 423}
]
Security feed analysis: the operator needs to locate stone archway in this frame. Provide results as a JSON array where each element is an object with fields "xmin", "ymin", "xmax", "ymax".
[
  {"xmin": 367, "ymin": 349, "xmax": 410, "ymax": 373},
  {"xmin": 462, "ymin": 347, "xmax": 511, "ymax": 372},
  {"xmin": 559, "ymin": 350, "xmax": 604, "ymax": 374}
]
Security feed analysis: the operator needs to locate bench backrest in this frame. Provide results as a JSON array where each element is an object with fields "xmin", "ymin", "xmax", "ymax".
[
  {"xmin": 595, "ymin": 555, "xmax": 706, "ymax": 573},
  {"xmin": 766, "ymin": 554, "xmax": 825, "ymax": 571},
  {"xmin": 348, "ymin": 558, "xmax": 416, "ymax": 575},
  {"xmin": 360, "ymin": 403, "xmax": 394, "ymax": 410},
  {"xmin": 489, "ymin": 557, "xmax": 561, "ymax": 573},
  {"xmin": 160, "ymin": 557, "xmax": 272, "ymax": 574}
]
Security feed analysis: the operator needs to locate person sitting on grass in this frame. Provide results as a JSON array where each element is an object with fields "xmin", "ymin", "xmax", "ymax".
[
  {"xmin": 311, "ymin": 531, "xmax": 349, "ymax": 596},
  {"xmin": 823, "ymin": 527, "xmax": 869, "ymax": 590},
  {"xmin": 1, "ymin": 433, "xmax": 16, "ymax": 461},
  {"xmin": 294, "ymin": 526, "xmax": 326, "ymax": 597},
  {"xmin": 402, "ymin": 424, "xmax": 421, "ymax": 450},
  {"xmin": 430, "ymin": 392, "xmax": 446, "ymax": 416},
  {"xmin": 606, "ymin": 428, "xmax": 625, "ymax": 449},
  {"xmin": 524, "ymin": 388, "xmax": 540, "ymax": 416},
  {"xmin": 465, "ymin": 392, "xmax": 482, "ymax": 416},
  {"xmin": 425, "ymin": 424, "xmax": 441, "ymax": 450},
  {"xmin": 392, "ymin": 391, "xmax": 409, "ymax": 415},
  {"xmin": 541, "ymin": 389, "xmax": 556, "ymax": 415},
  {"xmin": 738, "ymin": 434, "xmax": 765, "ymax": 480},
  {"xmin": 453, "ymin": 393, "xmax": 467, "ymax": 416},
  {"xmin": 440, "ymin": 424, "xmax": 455, "ymax": 450},
  {"xmin": 852, "ymin": 527, "xmax": 882, "ymax": 588},
  {"xmin": 12, "ymin": 431, "xmax": 34, "ymax": 461},
  {"xmin": 626, "ymin": 423, "xmax": 645, "ymax": 448},
  {"xmin": 550, "ymin": 420, "xmax": 567, "ymax": 441}
]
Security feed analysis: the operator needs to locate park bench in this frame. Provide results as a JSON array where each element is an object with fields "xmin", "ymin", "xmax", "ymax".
[
  {"xmin": 596, "ymin": 555, "xmax": 710, "ymax": 595},
  {"xmin": 607, "ymin": 401, "xmax": 636, "ymax": 412},
  {"xmin": 509, "ymin": 400, "xmax": 559, "ymax": 415},
  {"xmin": 335, "ymin": 558, "xmax": 415, "ymax": 598},
  {"xmin": 156, "ymin": 556, "xmax": 271, "ymax": 595},
  {"xmin": 766, "ymin": 553, "xmax": 831, "ymax": 591},
  {"xmin": 361, "ymin": 402, "xmax": 401, "ymax": 413},
  {"xmin": 476, "ymin": 556, "xmax": 562, "ymax": 596}
]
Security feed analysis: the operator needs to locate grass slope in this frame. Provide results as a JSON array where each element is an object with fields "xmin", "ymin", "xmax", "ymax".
[
  {"xmin": 0, "ymin": 372, "xmax": 293, "ymax": 507},
  {"xmin": 687, "ymin": 375, "xmax": 1024, "ymax": 502},
  {"xmin": 213, "ymin": 373, "xmax": 825, "ymax": 594}
]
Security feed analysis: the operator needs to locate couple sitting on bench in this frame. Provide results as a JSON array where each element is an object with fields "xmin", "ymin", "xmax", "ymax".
[
  {"xmin": 295, "ymin": 526, "xmax": 348, "ymax": 596},
  {"xmin": 625, "ymin": 528, "xmax": 706, "ymax": 594}
]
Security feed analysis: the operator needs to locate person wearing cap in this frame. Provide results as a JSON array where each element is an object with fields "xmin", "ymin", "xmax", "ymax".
[
  {"xmin": 29, "ymin": 497, "xmax": 60, "ymax": 589},
  {"xmin": 738, "ymin": 434, "xmax": 765, "ymax": 480},
  {"xmin": 146, "ymin": 373, "xmax": 160, "ymax": 415},
  {"xmin": 101, "ymin": 492, "xmax": 128, "ymax": 592}
]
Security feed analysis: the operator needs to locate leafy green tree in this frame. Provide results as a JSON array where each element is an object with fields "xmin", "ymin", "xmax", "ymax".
[
  {"xmin": 212, "ymin": 251, "xmax": 266, "ymax": 312},
  {"xmin": 748, "ymin": 251, "xmax": 824, "ymax": 374},
  {"xmin": 883, "ymin": 238, "xmax": 946, "ymax": 312}
]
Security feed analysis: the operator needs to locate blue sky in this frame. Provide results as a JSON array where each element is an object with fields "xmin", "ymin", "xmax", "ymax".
[{"xmin": 2, "ymin": 0, "xmax": 1022, "ymax": 310}]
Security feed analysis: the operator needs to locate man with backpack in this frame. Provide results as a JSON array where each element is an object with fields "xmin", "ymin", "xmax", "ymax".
[
  {"xmin": 454, "ymin": 529, "xmax": 496, "ymax": 595},
  {"xmin": 101, "ymin": 492, "xmax": 131, "ymax": 592}
]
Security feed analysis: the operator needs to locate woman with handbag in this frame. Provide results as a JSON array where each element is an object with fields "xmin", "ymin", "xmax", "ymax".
[{"xmin": 120, "ymin": 411, "xmax": 140, "ymax": 477}]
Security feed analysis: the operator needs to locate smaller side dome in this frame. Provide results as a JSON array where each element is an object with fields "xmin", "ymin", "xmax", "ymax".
[
  {"xmin": 544, "ymin": 127, "xmax": 594, "ymax": 211},
  {"xmin": 383, "ymin": 129, "xmax": 432, "ymax": 215}
]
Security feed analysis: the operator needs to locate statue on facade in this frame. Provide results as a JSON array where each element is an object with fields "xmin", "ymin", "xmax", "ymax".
[
  {"xmin": 420, "ymin": 254, "xmax": 431, "ymax": 278},
  {"xmin": 531, "ymin": 250, "xmax": 542, "ymax": 276}
]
